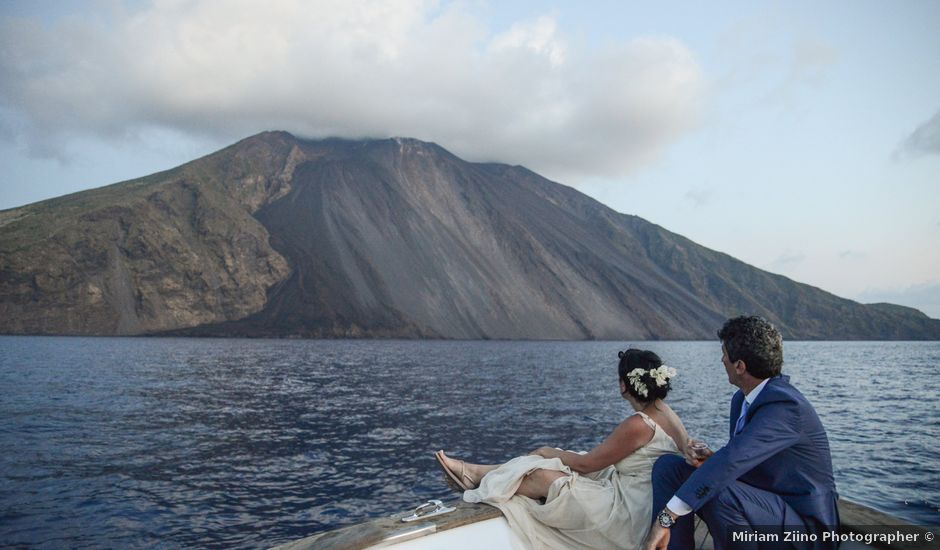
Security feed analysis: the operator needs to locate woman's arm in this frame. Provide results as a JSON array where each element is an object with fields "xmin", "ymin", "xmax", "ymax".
[
  {"xmin": 532, "ymin": 415, "xmax": 654, "ymax": 474},
  {"xmin": 673, "ymin": 412, "xmax": 691, "ymax": 452}
]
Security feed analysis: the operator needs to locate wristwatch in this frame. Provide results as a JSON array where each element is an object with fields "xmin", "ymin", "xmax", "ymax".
[{"xmin": 657, "ymin": 509, "xmax": 676, "ymax": 528}]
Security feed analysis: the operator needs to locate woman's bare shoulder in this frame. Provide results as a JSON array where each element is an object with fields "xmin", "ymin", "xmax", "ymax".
[
  {"xmin": 653, "ymin": 403, "xmax": 688, "ymax": 444},
  {"xmin": 615, "ymin": 412, "xmax": 656, "ymax": 437}
]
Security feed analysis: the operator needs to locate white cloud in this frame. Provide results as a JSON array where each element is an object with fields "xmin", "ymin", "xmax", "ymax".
[
  {"xmin": 0, "ymin": 0, "xmax": 705, "ymax": 182},
  {"xmin": 490, "ymin": 15, "xmax": 566, "ymax": 67}
]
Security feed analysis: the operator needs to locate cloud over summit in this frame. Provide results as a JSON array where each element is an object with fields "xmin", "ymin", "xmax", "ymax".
[{"xmin": 0, "ymin": 0, "xmax": 704, "ymax": 181}]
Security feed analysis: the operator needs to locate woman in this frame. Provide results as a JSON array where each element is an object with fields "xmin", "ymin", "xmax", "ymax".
[{"xmin": 435, "ymin": 349, "xmax": 689, "ymax": 549}]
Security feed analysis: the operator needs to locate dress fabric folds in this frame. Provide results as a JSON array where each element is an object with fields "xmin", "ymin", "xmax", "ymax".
[{"xmin": 463, "ymin": 412, "xmax": 679, "ymax": 550}]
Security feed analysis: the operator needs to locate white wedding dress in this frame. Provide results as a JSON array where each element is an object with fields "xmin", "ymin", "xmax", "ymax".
[{"xmin": 463, "ymin": 412, "xmax": 679, "ymax": 550}]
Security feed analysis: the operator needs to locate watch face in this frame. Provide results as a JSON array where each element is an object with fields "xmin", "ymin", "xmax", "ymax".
[{"xmin": 658, "ymin": 510, "xmax": 674, "ymax": 527}]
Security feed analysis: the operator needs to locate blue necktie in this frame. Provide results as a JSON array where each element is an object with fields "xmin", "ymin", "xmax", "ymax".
[{"xmin": 734, "ymin": 399, "xmax": 750, "ymax": 436}]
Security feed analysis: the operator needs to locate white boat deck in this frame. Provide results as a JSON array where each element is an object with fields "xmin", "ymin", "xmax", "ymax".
[{"xmin": 273, "ymin": 498, "xmax": 934, "ymax": 550}]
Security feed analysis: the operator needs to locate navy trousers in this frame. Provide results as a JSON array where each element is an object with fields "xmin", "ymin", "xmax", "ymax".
[{"xmin": 651, "ymin": 455, "xmax": 817, "ymax": 550}]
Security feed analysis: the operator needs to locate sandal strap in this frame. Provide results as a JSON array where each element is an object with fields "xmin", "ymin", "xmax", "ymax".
[{"xmin": 458, "ymin": 461, "xmax": 476, "ymax": 487}]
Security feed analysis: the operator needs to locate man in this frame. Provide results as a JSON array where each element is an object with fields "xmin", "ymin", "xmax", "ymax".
[{"xmin": 645, "ymin": 316, "xmax": 839, "ymax": 549}]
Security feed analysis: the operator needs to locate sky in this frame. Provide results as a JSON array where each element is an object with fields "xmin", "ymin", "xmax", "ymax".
[{"xmin": 1, "ymin": 0, "xmax": 938, "ymax": 318}]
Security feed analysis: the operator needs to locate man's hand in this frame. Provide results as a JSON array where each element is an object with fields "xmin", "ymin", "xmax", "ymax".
[{"xmin": 644, "ymin": 522, "xmax": 671, "ymax": 550}]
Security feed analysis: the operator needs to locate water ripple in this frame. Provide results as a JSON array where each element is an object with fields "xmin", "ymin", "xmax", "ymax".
[{"xmin": 0, "ymin": 338, "xmax": 938, "ymax": 548}]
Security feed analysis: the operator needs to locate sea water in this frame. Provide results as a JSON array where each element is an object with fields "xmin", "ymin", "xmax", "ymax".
[{"xmin": 1, "ymin": 337, "xmax": 937, "ymax": 548}]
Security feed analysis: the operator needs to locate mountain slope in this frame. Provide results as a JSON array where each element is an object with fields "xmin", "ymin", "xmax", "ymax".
[{"xmin": 1, "ymin": 131, "xmax": 938, "ymax": 339}]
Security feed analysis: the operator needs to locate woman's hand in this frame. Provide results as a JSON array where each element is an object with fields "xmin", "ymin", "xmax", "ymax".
[{"xmin": 684, "ymin": 439, "xmax": 714, "ymax": 468}]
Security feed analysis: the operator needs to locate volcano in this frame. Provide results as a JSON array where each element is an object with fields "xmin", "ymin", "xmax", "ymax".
[{"xmin": 1, "ymin": 131, "xmax": 937, "ymax": 339}]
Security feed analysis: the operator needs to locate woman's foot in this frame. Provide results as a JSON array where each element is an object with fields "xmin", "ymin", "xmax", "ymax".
[{"xmin": 435, "ymin": 451, "xmax": 485, "ymax": 491}]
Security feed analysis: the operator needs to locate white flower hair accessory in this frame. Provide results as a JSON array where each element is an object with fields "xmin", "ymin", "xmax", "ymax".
[
  {"xmin": 651, "ymin": 365, "xmax": 677, "ymax": 387},
  {"xmin": 627, "ymin": 369, "xmax": 648, "ymax": 397},
  {"xmin": 626, "ymin": 365, "xmax": 677, "ymax": 398}
]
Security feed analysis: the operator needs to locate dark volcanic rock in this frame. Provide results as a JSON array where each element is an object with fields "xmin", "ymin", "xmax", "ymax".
[
  {"xmin": 0, "ymin": 133, "xmax": 297, "ymax": 335},
  {"xmin": 1, "ymin": 131, "xmax": 938, "ymax": 339}
]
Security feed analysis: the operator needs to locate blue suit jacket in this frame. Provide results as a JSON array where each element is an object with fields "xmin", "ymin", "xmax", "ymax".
[{"xmin": 675, "ymin": 375, "xmax": 839, "ymax": 529}]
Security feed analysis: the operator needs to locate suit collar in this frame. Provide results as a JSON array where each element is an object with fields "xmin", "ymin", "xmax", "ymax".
[
  {"xmin": 744, "ymin": 377, "xmax": 771, "ymax": 405},
  {"xmin": 748, "ymin": 374, "xmax": 789, "ymax": 410}
]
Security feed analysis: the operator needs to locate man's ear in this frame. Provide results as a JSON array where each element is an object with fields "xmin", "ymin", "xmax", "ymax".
[{"xmin": 735, "ymin": 360, "xmax": 747, "ymax": 376}]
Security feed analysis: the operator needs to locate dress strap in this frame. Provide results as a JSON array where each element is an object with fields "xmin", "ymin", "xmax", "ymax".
[{"xmin": 634, "ymin": 411, "xmax": 658, "ymax": 431}]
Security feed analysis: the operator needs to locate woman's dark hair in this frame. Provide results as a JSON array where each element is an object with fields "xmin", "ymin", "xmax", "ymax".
[
  {"xmin": 717, "ymin": 316, "xmax": 783, "ymax": 379},
  {"xmin": 618, "ymin": 348, "xmax": 671, "ymax": 403}
]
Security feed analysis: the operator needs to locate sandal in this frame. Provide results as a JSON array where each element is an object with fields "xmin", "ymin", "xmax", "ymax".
[{"xmin": 435, "ymin": 450, "xmax": 477, "ymax": 492}]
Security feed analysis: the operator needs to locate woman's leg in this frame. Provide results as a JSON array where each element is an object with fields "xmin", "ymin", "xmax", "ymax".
[
  {"xmin": 438, "ymin": 451, "xmax": 500, "ymax": 487},
  {"xmin": 515, "ymin": 468, "xmax": 567, "ymax": 499},
  {"xmin": 440, "ymin": 452, "xmax": 566, "ymax": 498}
]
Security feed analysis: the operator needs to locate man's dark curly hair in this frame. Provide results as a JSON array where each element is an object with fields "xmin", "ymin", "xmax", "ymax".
[{"xmin": 717, "ymin": 316, "xmax": 783, "ymax": 379}]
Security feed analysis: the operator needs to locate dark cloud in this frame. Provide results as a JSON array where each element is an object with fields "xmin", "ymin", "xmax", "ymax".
[{"xmin": 897, "ymin": 109, "xmax": 940, "ymax": 159}]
